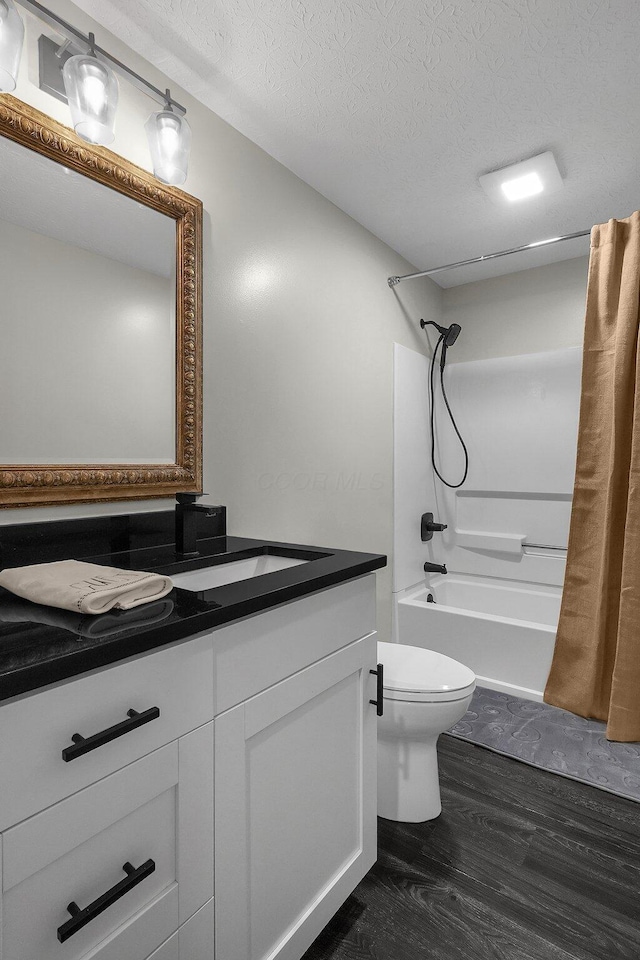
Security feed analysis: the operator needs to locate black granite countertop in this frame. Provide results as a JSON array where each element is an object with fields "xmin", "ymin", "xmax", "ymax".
[{"xmin": 0, "ymin": 534, "xmax": 386, "ymax": 703}]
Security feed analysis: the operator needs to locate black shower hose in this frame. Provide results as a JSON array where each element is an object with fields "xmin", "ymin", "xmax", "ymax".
[{"xmin": 429, "ymin": 333, "xmax": 469, "ymax": 488}]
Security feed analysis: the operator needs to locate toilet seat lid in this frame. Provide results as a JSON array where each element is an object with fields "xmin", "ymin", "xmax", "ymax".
[{"xmin": 378, "ymin": 641, "xmax": 476, "ymax": 698}]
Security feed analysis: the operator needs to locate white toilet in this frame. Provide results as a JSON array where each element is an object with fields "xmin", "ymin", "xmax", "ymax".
[{"xmin": 377, "ymin": 641, "xmax": 476, "ymax": 823}]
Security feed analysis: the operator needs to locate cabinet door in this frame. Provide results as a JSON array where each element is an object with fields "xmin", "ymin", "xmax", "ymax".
[{"xmin": 215, "ymin": 632, "xmax": 377, "ymax": 960}]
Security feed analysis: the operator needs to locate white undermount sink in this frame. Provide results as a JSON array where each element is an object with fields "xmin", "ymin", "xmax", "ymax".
[{"xmin": 171, "ymin": 553, "xmax": 310, "ymax": 591}]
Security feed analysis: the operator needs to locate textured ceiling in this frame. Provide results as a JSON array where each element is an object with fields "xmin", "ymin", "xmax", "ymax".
[{"xmin": 72, "ymin": 0, "xmax": 639, "ymax": 286}]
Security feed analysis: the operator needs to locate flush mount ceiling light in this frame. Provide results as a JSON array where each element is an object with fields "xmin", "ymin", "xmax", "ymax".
[
  {"xmin": 479, "ymin": 151, "xmax": 563, "ymax": 204},
  {"xmin": 0, "ymin": 0, "xmax": 24, "ymax": 91},
  {"xmin": 501, "ymin": 171, "xmax": 543, "ymax": 201},
  {"xmin": 7, "ymin": 0, "xmax": 192, "ymax": 184}
]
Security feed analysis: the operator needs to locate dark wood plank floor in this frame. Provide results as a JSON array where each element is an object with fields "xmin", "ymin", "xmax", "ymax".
[{"xmin": 302, "ymin": 735, "xmax": 640, "ymax": 960}]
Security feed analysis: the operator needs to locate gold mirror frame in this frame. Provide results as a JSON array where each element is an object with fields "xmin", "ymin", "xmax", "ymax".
[{"xmin": 0, "ymin": 95, "xmax": 202, "ymax": 508}]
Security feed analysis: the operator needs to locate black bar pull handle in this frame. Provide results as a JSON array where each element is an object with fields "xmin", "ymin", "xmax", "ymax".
[
  {"xmin": 369, "ymin": 663, "xmax": 384, "ymax": 716},
  {"xmin": 57, "ymin": 859, "xmax": 156, "ymax": 943},
  {"xmin": 62, "ymin": 706, "xmax": 160, "ymax": 762}
]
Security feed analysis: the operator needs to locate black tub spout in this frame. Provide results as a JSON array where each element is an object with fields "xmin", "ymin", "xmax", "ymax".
[{"xmin": 424, "ymin": 561, "xmax": 447, "ymax": 575}]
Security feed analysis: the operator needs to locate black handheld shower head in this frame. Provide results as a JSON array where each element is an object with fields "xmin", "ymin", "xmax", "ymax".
[
  {"xmin": 419, "ymin": 319, "xmax": 462, "ymax": 347},
  {"xmin": 444, "ymin": 323, "xmax": 461, "ymax": 347}
]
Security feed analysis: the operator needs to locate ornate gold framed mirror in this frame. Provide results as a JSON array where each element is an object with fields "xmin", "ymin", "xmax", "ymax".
[{"xmin": 0, "ymin": 95, "xmax": 202, "ymax": 507}]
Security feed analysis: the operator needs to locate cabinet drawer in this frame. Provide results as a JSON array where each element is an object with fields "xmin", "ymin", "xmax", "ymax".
[
  {"xmin": 212, "ymin": 573, "xmax": 376, "ymax": 714},
  {"xmin": 1, "ymin": 724, "xmax": 213, "ymax": 960},
  {"xmin": 0, "ymin": 635, "xmax": 213, "ymax": 830}
]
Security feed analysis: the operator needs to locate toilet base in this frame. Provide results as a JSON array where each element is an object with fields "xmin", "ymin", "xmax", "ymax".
[{"xmin": 378, "ymin": 735, "xmax": 442, "ymax": 822}]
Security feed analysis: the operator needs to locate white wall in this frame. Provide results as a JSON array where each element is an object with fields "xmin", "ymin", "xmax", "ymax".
[
  {"xmin": 441, "ymin": 256, "xmax": 589, "ymax": 364},
  {"xmin": 1, "ymin": 0, "xmax": 443, "ymax": 643}
]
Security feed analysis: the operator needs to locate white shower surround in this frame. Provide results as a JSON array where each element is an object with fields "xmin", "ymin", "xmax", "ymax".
[{"xmin": 393, "ymin": 343, "xmax": 582, "ymax": 700}]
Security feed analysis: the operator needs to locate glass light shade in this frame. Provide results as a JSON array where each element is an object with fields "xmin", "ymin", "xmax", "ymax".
[
  {"xmin": 0, "ymin": 0, "xmax": 24, "ymax": 93},
  {"xmin": 62, "ymin": 53, "xmax": 118, "ymax": 145},
  {"xmin": 145, "ymin": 109, "xmax": 191, "ymax": 186}
]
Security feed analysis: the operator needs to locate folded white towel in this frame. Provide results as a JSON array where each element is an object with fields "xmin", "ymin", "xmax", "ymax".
[{"xmin": 0, "ymin": 559, "xmax": 173, "ymax": 616}]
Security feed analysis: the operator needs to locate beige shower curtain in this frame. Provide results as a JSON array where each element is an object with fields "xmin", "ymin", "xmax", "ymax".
[{"xmin": 544, "ymin": 212, "xmax": 640, "ymax": 742}]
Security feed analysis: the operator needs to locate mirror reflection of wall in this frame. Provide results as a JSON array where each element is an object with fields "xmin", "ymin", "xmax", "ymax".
[{"xmin": 0, "ymin": 135, "xmax": 176, "ymax": 465}]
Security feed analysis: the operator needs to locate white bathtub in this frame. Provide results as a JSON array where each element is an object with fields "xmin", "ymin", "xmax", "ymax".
[{"xmin": 395, "ymin": 573, "xmax": 561, "ymax": 701}]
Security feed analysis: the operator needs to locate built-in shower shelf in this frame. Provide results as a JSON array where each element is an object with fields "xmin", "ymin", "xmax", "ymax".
[
  {"xmin": 456, "ymin": 530, "xmax": 525, "ymax": 554},
  {"xmin": 456, "ymin": 530, "xmax": 568, "ymax": 557}
]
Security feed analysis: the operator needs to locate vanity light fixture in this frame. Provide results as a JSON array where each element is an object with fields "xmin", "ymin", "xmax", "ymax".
[
  {"xmin": 479, "ymin": 151, "xmax": 563, "ymax": 204},
  {"xmin": 62, "ymin": 33, "xmax": 118, "ymax": 145},
  {"xmin": 145, "ymin": 91, "xmax": 192, "ymax": 186},
  {"xmin": 0, "ymin": 0, "xmax": 24, "ymax": 92},
  {"xmin": 8, "ymin": 0, "xmax": 192, "ymax": 184}
]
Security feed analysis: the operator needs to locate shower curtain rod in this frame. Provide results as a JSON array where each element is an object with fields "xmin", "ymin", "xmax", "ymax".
[{"xmin": 387, "ymin": 229, "xmax": 591, "ymax": 287}]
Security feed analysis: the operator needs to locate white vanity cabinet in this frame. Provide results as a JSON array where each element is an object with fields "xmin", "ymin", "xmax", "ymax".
[{"xmin": 0, "ymin": 573, "xmax": 378, "ymax": 960}]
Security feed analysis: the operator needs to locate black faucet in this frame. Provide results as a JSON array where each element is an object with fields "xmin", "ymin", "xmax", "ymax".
[
  {"xmin": 175, "ymin": 493, "xmax": 223, "ymax": 557},
  {"xmin": 424, "ymin": 561, "xmax": 447, "ymax": 575}
]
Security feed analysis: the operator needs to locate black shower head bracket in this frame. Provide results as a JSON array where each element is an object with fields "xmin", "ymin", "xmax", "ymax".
[{"xmin": 420, "ymin": 319, "xmax": 461, "ymax": 347}]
